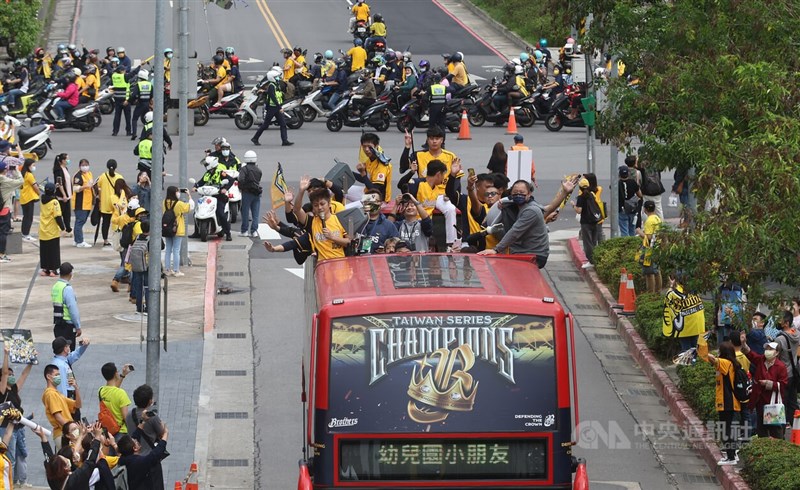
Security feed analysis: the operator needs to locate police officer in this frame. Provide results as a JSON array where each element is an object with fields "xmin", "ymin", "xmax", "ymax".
[
  {"xmin": 193, "ymin": 156, "xmax": 232, "ymax": 241},
  {"xmin": 111, "ymin": 64, "xmax": 132, "ymax": 136},
  {"xmin": 52, "ymin": 262, "xmax": 82, "ymax": 348},
  {"xmin": 134, "ymin": 130, "xmax": 154, "ymax": 176},
  {"xmin": 129, "ymin": 69, "xmax": 153, "ymax": 140},
  {"xmin": 216, "ymin": 141, "xmax": 241, "ymax": 171},
  {"xmin": 250, "ymin": 68, "xmax": 294, "ymax": 147},
  {"xmin": 426, "ymin": 72, "xmax": 448, "ymax": 136}
]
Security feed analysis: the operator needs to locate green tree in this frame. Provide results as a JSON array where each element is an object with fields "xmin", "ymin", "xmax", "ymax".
[
  {"xmin": 576, "ymin": 0, "xmax": 800, "ymax": 299},
  {"xmin": 0, "ymin": 0, "xmax": 43, "ymax": 58},
  {"xmin": 469, "ymin": 0, "xmax": 575, "ymax": 46}
]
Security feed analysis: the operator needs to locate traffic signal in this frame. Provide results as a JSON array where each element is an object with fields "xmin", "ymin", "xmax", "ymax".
[{"xmin": 580, "ymin": 95, "xmax": 596, "ymax": 127}]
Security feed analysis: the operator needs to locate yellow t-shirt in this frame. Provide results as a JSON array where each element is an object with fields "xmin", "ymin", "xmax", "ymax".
[
  {"xmin": 414, "ymin": 180, "xmax": 443, "ymax": 216},
  {"xmin": 42, "ymin": 387, "xmax": 76, "ymax": 438},
  {"xmin": 347, "ymin": 46, "xmax": 368, "ymax": 72},
  {"xmin": 99, "ymin": 385, "xmax": 132, "ymax": 433},
  {"xmin": 352, "ymin": 3, "xmax": 370, "ymax": 21},
  {"xmin": 735, "ymin": 351, "xmax": 750, "ymax": 373},
  {"xmin": 20, "ymin": 171, "xmax": 39, "ymax": 205},
  {"xmin": 295, "ymin": 55, "xmax": 307, "ymax": 77},
  {"xmin": 72, "ymin": 170, "xmax": 94, "ymax": 211},
  {"xmin": 416, "ymin": 149, "xmax": 461, "ymax": 192},
  {"xmin": 39, "ymin": 199, "xmax": 62, "ymax": 241},
  {"xmin": 642, "ymin": 214, "xmax": 662, "ymax": 247},
  {"xmin": 98, "ymin": 172, "xmax": 123, "ymax": 214},
  {"xmin": 163, "ymin": 199, "xmax": 192, "ymax": 236},
  {"xmin": 364, "ymin": 159, "xmax": 392, "ymax": 202},
  {"xmin": 466, "ymin": 196, "xmax": 487, "ymax": 235},
  {"xmin": 310, "ymin": 213, "xmax": 347, "ymax": 261},
  {"xmin": 283, "ymin": 58, "xmax": 295, "ymax": 80},
  {"xmin": 370, "ymin": 22, "xmax": 386, "ymax": 37},
  {"xmin": 451, "ymin": 63, "xmax": 468, "ymax": 86},
  {"xmin": 214, "ymin": 65, "xmax": 230, "ymax": 88}
]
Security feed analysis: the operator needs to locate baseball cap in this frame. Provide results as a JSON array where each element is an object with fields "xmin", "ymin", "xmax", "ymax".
[
  {"xmin": 618, "ymin": 165, "xmax": 629, "ymax": 177},
  {"xmin": 52, "ymin": 336, "xmax": 71, "ymax": 354},
  {"xmin": 764, "ymin": 342, "xmax": 779, "ymax": 351},
  {"xmin": 0, "ymin": 140, "xmax": 11, "ymax": 152},
  {"xmin": 513, "ymin": 134, "xmax": 524, "ymax": 142},
  {"xmin": 578, "ymin": 178, "xmax": 590, "ymax": 189}
]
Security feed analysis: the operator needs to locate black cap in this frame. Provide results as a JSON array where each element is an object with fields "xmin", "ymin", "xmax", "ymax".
[
  {"xmin": 618, "ymin": 165, "xmax": 629, "ymax": 177},
  {"xmin": 52, "ymin": 336, "xmax": 71, "ymax": 354}
]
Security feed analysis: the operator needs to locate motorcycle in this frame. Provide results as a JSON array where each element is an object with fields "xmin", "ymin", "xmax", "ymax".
[
  {"xmin": 325, "ymin": 91, "xmax": 390, "ymax": 132},
  {"xmin": 30, "ymin": 83, "xmax": 99, "ymax": 132},
  {"xmin": 353, "ymin": 20, "xmax": 369, "ymax": 43},
  {"xmin": 0, "ymin": 107, "xmax": 53, "ymax": 159},
  {"xmin": 544, "ymin": 83, "xmax": 587, "ymax": 132},
  {"xmin": 225, "ymin": 169, "xmax": 241, "ymax": 224},
  {"xmin": 188, "ymin": 80, "xmax": 210, "ymax": 126},
  {"xmin": 208, "ymin": 90, "xmax": 245, "ymax": 118},
  {"xmin": 528, "ymin": 85, "xmax": 555, "ymax": 120},
  {"xmin": 96, "ymin": 88, "xmax": 114, "ymax": 115},
  {"xmin": 298, "ymin": 87, "xmax": 335, "ymax": 122},
  {"xmin": 394, "ymin": 94, "xmax": 463, "ymax": 133},
  {"xmin": 234, "ymin": 79, "xmax": 303, "ymax": 130},
  {"xmin": 467, "ymin": 80, "xmax": 536, "ymax": 128},
  {"xmin": 0, "ymin": 88, "xmax": 43, "ymax": 118},
  {"xmin": 189, "ymin": 179, "xmax": 229, "ymax": 242}
]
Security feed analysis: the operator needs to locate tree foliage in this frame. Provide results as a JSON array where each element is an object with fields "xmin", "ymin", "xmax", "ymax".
[
  {"xmin": 0, "ymin": 0, "xmax": 43, "ymax": 58},
  {"xmin": 469, "ymin": 0, "xmax": 574, "ymax": 46},
  {"xmin": 575, "ymin": 0, "xmax": 800, "ymax": 299}
]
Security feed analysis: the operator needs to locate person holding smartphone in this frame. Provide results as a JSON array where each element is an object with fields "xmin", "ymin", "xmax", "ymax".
[
  {"xmin": 0, "ymin": 140, "xmax": 24, "ymax": 263},
  {"xmin": 52, "ymin": 154, "xmax": 73, "ymax": 237},
  {"xmin": 71, "ymin": 159, "xmax": 95, "ymax": 248}
]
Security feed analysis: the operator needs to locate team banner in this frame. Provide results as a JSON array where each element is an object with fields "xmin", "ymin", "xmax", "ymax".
[
  {"xmin": 271, "ymin": 162, "xmax": 287, "ymax": 209},
  {"xmin": 328, "ymin": 312, "xmax": 558, "ymax": 433}
]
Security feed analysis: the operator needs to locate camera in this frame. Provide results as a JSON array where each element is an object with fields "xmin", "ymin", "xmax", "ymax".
[
  {"xmin": 483, "ymin": 223, "xmax": 504, "ymax": 237},
  {"xmin": 400, "ymin": 193, "xmax": 413, "ymax": 205},
  {"xmin": 145, "ymin": 409, "xmax": 158, "ymax": 417}
]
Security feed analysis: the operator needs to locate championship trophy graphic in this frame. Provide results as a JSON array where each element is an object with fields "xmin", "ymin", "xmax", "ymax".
[{"xmin": 407, "ymin": 345, "xmax": 479, "ymax": 423}]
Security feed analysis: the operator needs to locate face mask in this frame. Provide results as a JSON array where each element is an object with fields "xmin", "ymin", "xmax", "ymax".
[
  {"xmin": 52, "ymin": 375, "xmax": 62, "ymax": 386},
  {"xmin": 70, "ymin": 428, "xmax": 80, "ymax": 439},
  {"xmin": 166, "ymin": 53, "xmax": 173, "ymax": 59},
  {"xmin": 30, "ymin": 166, "xmax": 36, "ymax": 172},
  {"xmin": 7, "ymin": 376, "xmax": 15, "ymax": 386},
  {"xmin": 65, "ymin": 159, "xmax": 71, "ymax": 166},
  {"xmin": 176, "ymin": 192, "xmax": 181, "ymax": 199},
  {"xmin": 221, "ymin": 150, "xmax": 230, "ymax": 157},
  {"xmin": 511, "ymin": 195, "xmax": 527, "ymax": 206},
  {"xmin": 81, "ymin": 166, "xmax": 90, "ymax": 172},
  {"xmin": 765, "ymin": 350, "xmax": 778, "ymax": 361}
]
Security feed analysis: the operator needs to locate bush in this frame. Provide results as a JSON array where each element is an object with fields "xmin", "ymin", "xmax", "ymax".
[
  {"xmin": 0, "ymin": 0, "xmax": 42, "ymax": 58},
  {"xmin": 740, "ymin": 437, "xmax": 800, "ymax": 490},
  {"xmin": 634, "ymin": 293, "xmax": 678, "ymax": 359},
  {"xmin": 593, "ymin": 237, "xmax": 645, "ymax": 298},
  {"xmin": 676, "ymin": 361, "xmax": 717, "ymax": 423},
  {"xmin": 468, "ymin": 0, "xmax": 571, "ymax": 45}
]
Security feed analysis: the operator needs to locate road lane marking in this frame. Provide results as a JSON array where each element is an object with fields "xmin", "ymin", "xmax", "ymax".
[
  {"xmin": 255, "ymin": 0, "xmax": 291, "ymax": 49},
  {"xmin": 286, "ymin": 268, "xmax": 304, "ymax": 279}
]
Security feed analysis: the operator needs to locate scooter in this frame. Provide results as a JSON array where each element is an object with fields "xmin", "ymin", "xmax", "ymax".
[
  {"xmin": 96, "ymin": 88, "xmax": 114, "ymax": 115},
  {"xmin": 189, "ymin": 179, "xmax": 229, "ymax": 243},
  {"xmin": 544, "ymin": 83, "xmax": 587, "ymax": 132},
  {"xmin": 224, "ymin": 169, "xmax": 241, "ymax": 224},
  {"xmin": 467, "ymin": 81, "xmax": 536, "ymax": 128},
  {"xmin": 0, "ymin": 88, "xmax": 43, "ymax": 118},
  {"xmin": 325, "ymin": 91, "xmax": 390, "ymax": 132},
  {"xmin": 353, "ymin": 20, "xmax": 369, "ymax": 43},
  {"xmin": 208, "ymin": 90, "xmax": 245, "ymax": 118},
  {"xmin": 298, "ymin": 87, "xmax": 334, "ymax": 122},
  {"xmin": 0, "ymin": 107, "xmax": 53, "ymax": 159},
  {"xmin": 29, "ymin": 83, "xmax": 99, "ymax": 132},
  {"xmin": 188, "ymin": 80, "xmax": 210, "ymax": 126},
  {"xmin": 234, "ymin": 80, "xmax": 304, "ymax": 130}
]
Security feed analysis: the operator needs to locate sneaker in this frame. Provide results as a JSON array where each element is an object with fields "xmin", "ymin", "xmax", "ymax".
[
  {"xmin": 282, "ymin": 141, "xmax": 294, "ymax": 147},
  {"xmin": 581, "ymin": 262, "xmax": 594, "ymax": 269},
  {"xmin": 0, "ymin": 255, "xmax": 10, "ymax": 263},
  {"xmin": 15, "ymin": 483, "xmax": 32, "ymax": 488},
  {"xmin": 238, "ymin": 231, "xmax": 249, "ymax": 237},
  {"xmin": 76, "ymin": 242, "xmax": 93, "ymax": 248},
  {"xmin": 250, "ymin": 231, "xmax": 260, "ymax": 238},
  {"xmin": 22, "ymin": 235, "xmax": 35, "ymax": 241},
  {"xmin": 717, "ymin": 456, "xmax": 738, "ymax": 466},
  {"xmin": 103, "ymin": 242, "xmax": 113, "ymax": 249},
  {"xmin": 174, "ymin": 271, "xmax": 185, "ymax": 277}
]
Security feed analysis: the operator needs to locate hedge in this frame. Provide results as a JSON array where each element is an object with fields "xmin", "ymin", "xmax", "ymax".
[
  {"xmin": 740, "ymin": 437, "xmax": 800, "ymax": 490},
  {"xmin": 592, "ymin": 237, "xmax": 646, "ymax": 299},
  {"xmin": 676, "ymin": 362, "xmax": 717, "ymax": 423},
  {"xmin": 468, "ymin": 0, "xmax": 570, "ymax": 46}
]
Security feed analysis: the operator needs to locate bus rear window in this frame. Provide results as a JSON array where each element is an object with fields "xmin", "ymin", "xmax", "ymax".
[
  {"xmin": 328, "ymin": 312, "xmax": 558, "ymax": 433},
  {"xmin": 339, "ymin": 438, "xmax": 548, "ymax": 481}
]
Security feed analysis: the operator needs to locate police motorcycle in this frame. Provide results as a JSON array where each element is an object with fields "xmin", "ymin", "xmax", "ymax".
[
  {"xmin": 29, "ymin": 76, "xmax": 99, "ymax": 132},
  {"xmin": 0, "ymin": 106, "xmax": 53, "ymax": 159},
  {"xmin": 188, "ymin": 160, "xmax": 234, "ymax": 243},
  {"xmin": 233, "ymin": 68, "xmax": 303, "ymax": 130}
]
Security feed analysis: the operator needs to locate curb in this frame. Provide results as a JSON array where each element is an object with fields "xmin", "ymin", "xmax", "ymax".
[
  {"xmin": 459, "ymin": 0, "xmax": 533, "ymax": 52},
  {"xmin": 566, "ymin": 238, "xmax": 750, "ymax": 490},
  {"xmin": 203, "ymin": 240, "xmax": 219, "ymax": 333},
  {"xmin": 69, "ymin": 0, "xmax": 82, "ymax": 45}
]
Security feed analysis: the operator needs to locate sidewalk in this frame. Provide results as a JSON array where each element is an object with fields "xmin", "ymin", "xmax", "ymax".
[{"xmin": 0, "ymin": 219, "xmax": 207, "ymax": 487}]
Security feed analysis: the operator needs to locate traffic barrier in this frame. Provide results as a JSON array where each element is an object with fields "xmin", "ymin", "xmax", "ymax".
[
  {"xmin": 622, "ymin": 273, "xmax": 636, "ymax": 314},
  {"xmin": 792, "ymin": 410, "xmax": 800, "ymax": 445},
  {"xmin": 505, "ymin": 106, "xmax": 518, "ymax": 135},
  {"xmin": 457, "ymin": 109, "xmax": 472, "ymax": 140},
  {"xmin": 574, "ymin": 461, "xmax": 589, "ymax": 490},
  {"xmin": 184, "ymin": 462, "xmax": 199, "ymax": 490}
]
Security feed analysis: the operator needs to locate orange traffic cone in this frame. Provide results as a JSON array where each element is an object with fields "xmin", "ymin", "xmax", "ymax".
[
  {"xmin": 622, "ymin": 273, "xmax": 637, "ymax": 314},
  {"xmin": 792, "ymin": 410, "xmax": 800, "ymax": 445},
  {"xmin": 574, "ymin": 461, "xmax": 589, "ymax": 490},
  {"xmin": 617, "ymin": 267, "xmax": 628, "ymax": 302},
  {"xmin": 185, "ymin": 462, "xmax": 199, "ymax": 490},
  {"xmin": 174, "ymin": 483, "xmax": 182, "ymax": 490},
  {"xmin": 505, "ymin": 106, "xmax": 518, "ymax": 135},
  {"xmin": 457, "ymin": 109, "xmax": 471, "ymax": 140}
]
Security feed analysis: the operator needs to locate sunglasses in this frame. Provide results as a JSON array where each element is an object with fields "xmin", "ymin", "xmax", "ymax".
[{"xmin": 485, "ymin": 192, "xmax": 498, "ymax": 197}]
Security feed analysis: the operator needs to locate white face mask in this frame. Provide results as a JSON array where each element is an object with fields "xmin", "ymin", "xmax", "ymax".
[
  {"xmin": 70, "ymin": 428, "xmax": 80, "ymax": 439},
  {"xmin": 221, "ymin": 150, "xmax": 230, "ymax": 157},
  {"xmin": 176, "ymin": 192, "xmax": 181, "ymax": 199},
  {"xmin": 30, "ymin": 166, "xmax": 36, "ymax": 172},
  {"xmin": 80, "ymin": 166, "xmax": 90, "ymax": 172},
  {"xmin": 765, "ymin": 350, "xmax": 778, "ymax": 361}
]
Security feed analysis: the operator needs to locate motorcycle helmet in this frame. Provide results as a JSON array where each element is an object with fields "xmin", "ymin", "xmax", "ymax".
[
  {"xmin": 353, "ymin": 38, "xmax": 363, "ymax": 47},
  {"xmin": 230, "ymin": 55, "xmax": 239, "ymax": 66},
  {"xmin": 61, "ymin": 56, "xmax": 72, "ymax": 66},
  {"xmin": 266, "ymin": 68, "xmax": 282, "ymax": 83},
  {"xmin": 106, "ymin": 46, "xmax": 115, "ymax": 54},
  {"xmin": 215, "ymin": 46, "xmax": 224, "ymax": 55},
  {"xmin": 539, "ymin": 38, "xmax": 548, "ymax": 49},
  {"xmin": 13, "ymin": 58, "xmax": 24, "ymax": 67},
  {"xmin": 243, "ymin": 150, "xmax": 257, "ymax": 164},
  {"xmin": 138, "ymin": 69, "xmax": 149, "ymax": 80},
  {"xmin": 431, "ymin": 72, "xmax": 442, "ymax": 84},
  {"xmin": 281, "ymin": 48, "xmax": 292, "ymax": 57},
  {"xmin": 212, "ymin": 55, "xmax": 224, "ymax": 65},
  {"xmin": 68, "ymin": 43, "xmax": 77, "ymax": 51},
  {"xmin": 324, "ymin": 50, "xmax": 334, "ymax": 60},
  {"xmin": 403, "ymin": 51, "xmax": 412, "ymax": 62},
  {"xmin": 314, "ymin": 52, "xmax": 324, "ymax": 64},
  {"xmin": 454, "ymin": 51, "xmax": 464, "ymax": 62},
  {"xmin": 520, "ymin": 52, "xmax": 530, "ymax": 63},
  {"xmin": 57, "ymin": 43, "xmax": 67, "ymax": 53},
  {"xmin": 72, "ymin": 67, "xmax": 82, "ymax": 76},
  {"xmin": 436, "ymin": 66, "xmax": 448, "ymax": 77},
  {"xmin": 35, "ymin": 47, "xmax": 45, "ymax": 57},
  {"xmin": 533, "ymin": 50, "xmax": 543, "ymax": 62},
  {"xmin": 85, "ymin": 64, "xmax": 97, "ymax": 74},
  {"xmin": 371, "ymin": 56, "xmax": 385, "ymax": 66},
  {"xmin": 384, "ymin": 51, "xmax": 396, "ymax": 62},
  {"xmin": 225, "ymin": 47, "xmax": 235, "ymax": 55},
  {"xmin": 205, "ymin": 156, "xmax": 219, "ymax": 169},
  {"xmin": 66, "ymin": 72, "xmax": 78, "ymax": 82},
  {"xmin": 514, "ymin": 65, "xmax": 523, "ymax": 75},
  {"xmin": 335, "ymin": 58, "xmax": 347, "ymax": 69},
  {"xmin": 117, "ymin": 47, "xmax": 126, "ymax": 54},
  {"xmin": 164, "ymin": 48, "xmax": 173, "ymax": 55},
  {"xmin": 373, "ymin": 13, "xmax": 383, "ymax": 22},
  {"xmin": 110, "ymin": 57, "xmax": 120, "ymax": 64},
  {"xmin": 144, "ymin": 111, "xmax": 153, "ymax": 123},
  {"xmin": 418, "ymin": 59, "xmax": 430, "ymax": 72},
  {"xmin": 511, "ymin": 57, "xmax": 521, "ymax": 66},
  {"xmin": 220, "ymin": 141, "xmax": 231, "ymax": 149},
  {"xmin": 503, "ymin": 62, "xmax": 515, "ymax": 73}
]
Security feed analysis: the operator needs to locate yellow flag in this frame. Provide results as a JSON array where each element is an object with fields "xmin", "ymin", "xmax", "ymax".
[{"xmin": 271, "ymin": 162, "xmax": 287, "ymax": 209}]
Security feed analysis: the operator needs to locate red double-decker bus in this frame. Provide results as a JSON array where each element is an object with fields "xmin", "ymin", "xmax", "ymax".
[{"xmin": 298, "ymin": 253, "xmax": 587, "ymax": 489}]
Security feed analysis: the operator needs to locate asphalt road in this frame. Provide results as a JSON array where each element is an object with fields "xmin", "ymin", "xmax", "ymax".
[{"xmin": 67, "ymin": 1, "xmax": 681, "ymax": 488}]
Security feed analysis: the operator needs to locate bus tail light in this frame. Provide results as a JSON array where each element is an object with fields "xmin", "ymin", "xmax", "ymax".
[
  {"xmin": 574, "ymin": 459, "xmax": 589, "ymax": 488},
  {"xmin": 297, "ymin": 460, "xmax": 312, "ymax": 490}
]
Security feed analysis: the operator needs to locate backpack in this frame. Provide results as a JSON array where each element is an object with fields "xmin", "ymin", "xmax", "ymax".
[
  {"xmin": 127, "ymin": 238, "xmax": 149, "ymax": 273},
  {"xmin": 584, "ymin": 192, "xmax": 604, "ymax": 224},
  {"xmin": 98, "ymin": 388, "xmax": 121, "ymax": 435},
  {"xmin": 622, "ymin": 182, "xmax": 641, "ymax": 214},
  {"xmin": 641, "ymin": 167, "xmax": 665, "ymax": 196},
  {"xmin": 162, "ymin": 200, "xmax": 178, "ymax": 238},
  {"xmin": 726, "ymin": 364, "xmax": 753, "ymax": 404},
  {"xmin": 119, "ymin": 221, "xmax": 137, "ymax": 249}
]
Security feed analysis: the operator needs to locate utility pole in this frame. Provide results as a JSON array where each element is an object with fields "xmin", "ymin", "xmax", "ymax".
[
  {"xmin": 178, "ymin": 0, "xmax": 190, "ymax": 266},
  {"xmin": 147, "ymin": 0, "xmax": 168, "ymax": 398},
  {"xmin": 608, "ymin": 56, "xmax": 620, "ymax": 238},
  {"xmin": 583, "ymin": 14, "xmax": 595, "ymax": 175}
]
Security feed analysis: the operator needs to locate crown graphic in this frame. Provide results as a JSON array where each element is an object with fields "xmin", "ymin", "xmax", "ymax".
[{"xmin": 407, "ymin": 345, "xmax": 478, "ymax": 423}]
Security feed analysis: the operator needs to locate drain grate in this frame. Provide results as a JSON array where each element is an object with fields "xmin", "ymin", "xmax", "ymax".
[
  {"xmin": 215, "ymin": 412, "xmax": 249, "ymax": 419},
  {"xmin": 218, "ymin": 271, "xmax": 245, "ymax": 277},
  {"xmin": 594, "ymin": 333, "xmax": 620, "ymax": 340},
  {"xmin": 628, "ymin": 387, "xmax": 659, "ymax": 397},
  {"xmin": 221, "ymin": 245, "xmax": 247, "ymax": 250},
  {"xmin": 574, "ymin": 303, "xmax": 602, "ymax": 310},
  {"xmin": 217, "ymin": 333, "xmax": 247, "ymax": 339},
  {"xmin": 604, "ymin": 353, "xmax": 629, "ymax": 361},
  {"xmin": 212, "ymin": 459, "xmax": 249, "ymax": 467},
  {"xmin": 217, "ymin": 300, "xmax": 246, "ymax": 306},
  {"xmin": 679, "ymin": 473, "xmax": 718, "ymax": 485},
  {"xmin": 558, "ymin": 276, "xmax": 583, "ymax": 282},
  {"xmin": 216, "ymin": 370, "xmax": 247, "ymax": 376}
]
